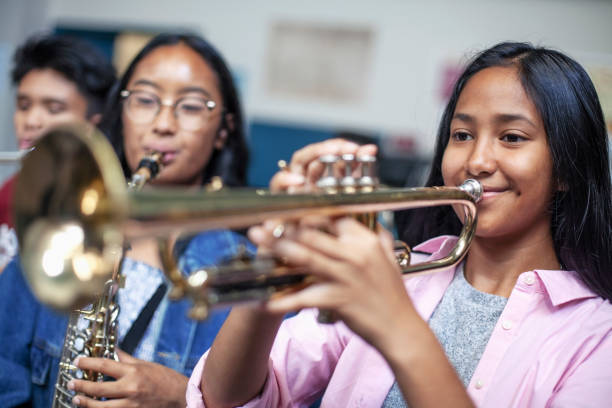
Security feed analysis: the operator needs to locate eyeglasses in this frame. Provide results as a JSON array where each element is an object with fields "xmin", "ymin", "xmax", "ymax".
[{"xmin": 120, "ymin": 89, "xmax": 218, "ymax": 131}]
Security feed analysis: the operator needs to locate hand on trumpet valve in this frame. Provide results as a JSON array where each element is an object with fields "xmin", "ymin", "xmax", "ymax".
[{"xmin": 270, "ymin": 138, "xmax": 377, "ymax": 193}]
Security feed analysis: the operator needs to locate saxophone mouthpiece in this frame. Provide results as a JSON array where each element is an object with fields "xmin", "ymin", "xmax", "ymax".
[
  {"xmin": 127, "ymin": 151, "xmax": 163, "ymax": 191},
  {"xmin": 138, "ymin": 151, "xmax": 163, "ymax": 179}
]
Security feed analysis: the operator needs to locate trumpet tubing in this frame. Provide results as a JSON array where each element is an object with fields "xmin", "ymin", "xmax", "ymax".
[{"xmin": 15, "ymin": 125, "xmax": 481, "ymax": 317}]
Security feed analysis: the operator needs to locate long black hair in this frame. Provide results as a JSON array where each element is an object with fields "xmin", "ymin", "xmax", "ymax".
[
  {"xmin": 99, "ymin": 33, "xmax": 248, "ymax": 187},
  {"xmin": 397, "ymin": 42, "xmax": 612, "ymax": 301}
]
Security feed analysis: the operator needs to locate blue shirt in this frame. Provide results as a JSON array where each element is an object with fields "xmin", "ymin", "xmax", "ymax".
[{"xmin": 0, "ymin": 229, "xmax": 254, "ymax": 407}]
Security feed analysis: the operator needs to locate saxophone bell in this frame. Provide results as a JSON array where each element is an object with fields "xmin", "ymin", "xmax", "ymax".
[{"xmin": 47, "ymin": 124, "xmax": 162, "ymax": 408}]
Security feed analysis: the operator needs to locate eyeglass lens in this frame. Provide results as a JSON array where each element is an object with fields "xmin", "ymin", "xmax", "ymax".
[{"xmin": 124, "ymin": 91, "xmax": 215, "ymax": 130}]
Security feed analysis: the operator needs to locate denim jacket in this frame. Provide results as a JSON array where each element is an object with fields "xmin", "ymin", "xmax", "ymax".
[{"xmin": 0, "ymin": 229, "xmax": 254, "ymax": 407}]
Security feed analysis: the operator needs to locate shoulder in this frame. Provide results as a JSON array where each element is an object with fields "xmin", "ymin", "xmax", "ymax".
[
  {"xmin": 0, "ymin": 175, "xmax": 16, "ymax": 197},
  {"xmin": 536, "ymin": 269, "xmax": 612, "ymax": 322},
  {"xmin": 0, "ymin": 258, "xmax": 32, "ymax": 296},
  {"xmin": 571, "ymin": 296, "xmax": 612, "ymax": 330},
  {"xmin": 0, "ymin": 175, "xmax": 16, "ymax": 226},
  {"xmin": 0, "ymin": 258, "xmax": 67, "ymax": 349},
  {"xmin": 541, "ymin": 297, "xmax": 612, "ymax": 406}
]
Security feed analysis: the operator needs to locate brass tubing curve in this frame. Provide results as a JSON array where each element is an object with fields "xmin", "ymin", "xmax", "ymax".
[
  {"xmin": 177, "ymin": 189, "xmax": 478, "ymax": 319},
  {"xmin": 15, "ymin": 125, "xmax": 481, "ymax": 317}
]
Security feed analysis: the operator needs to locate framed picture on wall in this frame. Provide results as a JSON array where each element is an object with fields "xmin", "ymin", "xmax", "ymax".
[{"xmin": 265, "ymin": 21, "xmax": 375, "ymax": 103}]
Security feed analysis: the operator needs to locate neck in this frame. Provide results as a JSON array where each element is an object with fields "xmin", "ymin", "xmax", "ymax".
[
  {"xmin": 125, "ymin": 238, "xmax": 163, "ymax": 270},
  {"xmin": 464, "ymin": 225, "xmax": 559, "ymax": 297}
]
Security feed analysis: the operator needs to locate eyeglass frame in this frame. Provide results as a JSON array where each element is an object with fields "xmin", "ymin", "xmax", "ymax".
[{"xmin": 120, "ymin": 89, "xmax": 219, "ymax": 129}]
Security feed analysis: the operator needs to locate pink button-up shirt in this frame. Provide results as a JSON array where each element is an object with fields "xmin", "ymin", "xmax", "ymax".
[{"xmin": 187, "ymin": 236, "xmax": 612, "ymax": 407}]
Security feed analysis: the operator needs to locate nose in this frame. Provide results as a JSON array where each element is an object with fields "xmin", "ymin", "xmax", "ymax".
[
  {"xmin": 23, "ymin": 106, "xmax": 44, "ymax": 130},
  {"xmin": 152, "ymin": 105, "xmax": 178, "ymax": 136},
  {"xmin": 466, "ymin": 137, "xmax": 496, "ymax": 177}
]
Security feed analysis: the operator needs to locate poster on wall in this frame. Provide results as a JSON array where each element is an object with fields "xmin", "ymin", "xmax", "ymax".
[
  {"xmin": 571, "ymin": 50, "xmax": 612, "ymax": 135},
  {"xmin": 265, "ymin": 21, "xmax": 374, "ymax": 103},
  {"xmin": 588, "ymin": 66, "xmax": 612, "ymax": 135}
]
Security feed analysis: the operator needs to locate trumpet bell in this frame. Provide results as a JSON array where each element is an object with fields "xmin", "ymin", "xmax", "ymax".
[{"xmin": 14, "ymin": 124, "xmax": 127, "ymax": 311}]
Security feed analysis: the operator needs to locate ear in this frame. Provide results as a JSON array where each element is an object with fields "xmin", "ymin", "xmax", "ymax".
[
  {"xmin": 215, "ymin": 128, "xmax": 228, "ymax": 149},
  {"xmin": 88, "ymin": 113, "xmax": 102, "ymax": 126},
  {"xmin": 215, "ymin": 113, "xmax": 235, "ymax": 150}
]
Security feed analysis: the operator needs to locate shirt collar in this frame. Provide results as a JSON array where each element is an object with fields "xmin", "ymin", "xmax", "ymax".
[
  {"xmin": 534, "ymin": 269, "xmax": 598, "ymax": 306},
  {"xmin": 413, "ymin": 235, "xmax": 459, "ymax": 261},
  {"xmin": 413, "ymin": 235, "xmax": 598, "ymax": 306}
]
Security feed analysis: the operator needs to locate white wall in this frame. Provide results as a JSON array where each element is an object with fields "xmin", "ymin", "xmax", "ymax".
[
  {"xmin": 2, "ymin": 0, "xmax": 612, "ymax": 154},
  {"xmin": 0, "ymin": 0, "xmax": 50, "ymax": 181}
]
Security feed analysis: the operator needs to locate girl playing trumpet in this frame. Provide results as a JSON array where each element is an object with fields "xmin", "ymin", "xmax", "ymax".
[{"xmin": 189, "ymin": 42, "xmax": 612, "ymax": 407}]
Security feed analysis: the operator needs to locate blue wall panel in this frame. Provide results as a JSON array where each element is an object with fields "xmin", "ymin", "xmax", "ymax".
[{"xmin": 247, "ymin": 121, "xmax": 335, "ymax": 187}]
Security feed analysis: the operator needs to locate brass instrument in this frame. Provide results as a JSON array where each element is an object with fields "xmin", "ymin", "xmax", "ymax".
[
  {"xmin": 45, "ymin": 125, "xmax": 162, "ymax": 407},
  {"xmin": 16, "ymin": 125, "xmax": 481, "ymax": 321},
  {"xmin": 53, "ymin": 281, "xmax": 120, "ymax": 407}
]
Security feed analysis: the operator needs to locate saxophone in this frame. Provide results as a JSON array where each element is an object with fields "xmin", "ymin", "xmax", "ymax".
[{"xmin": 52, "ymin": 152, "xmax": 162, "ymax": 408}]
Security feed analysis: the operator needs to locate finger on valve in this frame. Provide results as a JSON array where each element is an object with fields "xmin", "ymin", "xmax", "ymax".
[
  {"xmin": 270, "ymin": 169, "xmax": 306, "ymax": 193},
  {"xmin": 286, "ymin": 139, "xmax": 352, "ymax": 185}
]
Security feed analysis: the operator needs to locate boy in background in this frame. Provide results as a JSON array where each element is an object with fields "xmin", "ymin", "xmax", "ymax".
[{"xmin": 0, "ymin": 33, "xmax": 116, "ymax": 267}]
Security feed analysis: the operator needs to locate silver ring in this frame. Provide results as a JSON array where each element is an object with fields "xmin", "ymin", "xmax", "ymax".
[
  {"xmin": 277, "ymin": 160, "xmax": 289, "ymax": 172},
  {"xmin": 272, "ymin": 223, "xmax": 286, "ymax": 239}
]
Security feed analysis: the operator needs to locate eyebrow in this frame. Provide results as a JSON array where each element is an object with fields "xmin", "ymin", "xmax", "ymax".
[
  {"xmin": 131, "ymin": 80, "xmax": 213, "ymax": 99},
  {"xmin": 452, "ymin": 112, "xmax": 475, "ymax": 124},
  {"xmin": 452, "ymin": 112, "xmax": 537, "ymax": 128},
  {"xmin": 16, "ymin": 94, "xmax": 67, "ymax": 105},
  {"xmin": 42, "ymin": 98, "xmax": 68, "ymax": 105},
  {"xmin": 178, "ymin": 86, "xmax": 213, "ymax": 99},
  {"xmin": 131, "ymin": 79, "xmax": 162, "ymax": 90}
]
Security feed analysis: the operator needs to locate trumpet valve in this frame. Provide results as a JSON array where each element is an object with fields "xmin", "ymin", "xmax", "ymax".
[
  {"xmin": 316, "ymin": 154, "xmax": 340, "ymax": 191},
  {"xmin": 357, "ymin": 155, "xmax": 378, "ymax": 191},
  {"xmin": 340, "ymin": 153, "xmax": 357, "ymax": 191}
]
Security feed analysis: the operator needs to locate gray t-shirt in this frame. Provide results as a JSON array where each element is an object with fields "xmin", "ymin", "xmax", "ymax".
[{"xmin": 382, "ymin": 264, "xmax": 508, "ymax": 407}]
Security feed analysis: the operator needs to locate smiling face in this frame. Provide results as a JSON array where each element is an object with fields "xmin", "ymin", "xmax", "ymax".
[
  {"xmin": 122, "ymin": 43, "xmax": 225, "ymax": 186},
  {"xmin": 14, "ymin": 68, "xmax": 91, "ymax": 150},
  {"xmin": 442, "ymin": 66, "xmax": 556, "ymax": 242}
]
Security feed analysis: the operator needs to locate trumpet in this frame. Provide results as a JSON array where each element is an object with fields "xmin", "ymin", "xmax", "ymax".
[{"xmin": 15, "ymin": 125, "xmax": 482, "ymax": 318}]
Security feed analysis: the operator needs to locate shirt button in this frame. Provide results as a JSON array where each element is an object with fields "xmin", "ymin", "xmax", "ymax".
[
  {"xmin": 502, "ymin": 320, "xmax": 513, "ymax": 330},
  {"xmin": 474, "ymin": 379, "xmax": 484, "ymax": 389},
  {"xmin": 524, "ymin": 273, "xmax": 536, "ymax": 285}
]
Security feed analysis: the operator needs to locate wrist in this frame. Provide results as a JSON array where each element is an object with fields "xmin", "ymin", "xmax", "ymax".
[{"xmin": 376, "ymin": 312, "xmax": 435, "ymax": 370}]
